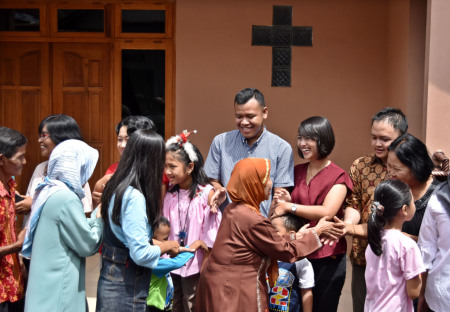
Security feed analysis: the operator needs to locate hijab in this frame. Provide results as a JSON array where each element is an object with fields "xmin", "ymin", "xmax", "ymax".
[
  {"xmin": 226, "ymin": 158, "xmax": 279, "ymax": 286},
  {"xmin": 22, "ymin": 139, "xmax": 98, "ymax": 257},
  {"xmin": 227, "ymin": 157, "xmax": 271, "ymax": 213}
]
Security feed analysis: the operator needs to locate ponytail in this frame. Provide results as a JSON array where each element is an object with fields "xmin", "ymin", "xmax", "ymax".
[
  {"xmin": 367, "ymin": 202, "xmax": 386, "ymax": 256},
  {"xmin": 367, "ymin": 180, "xmax": 412, "ymax": 256}
]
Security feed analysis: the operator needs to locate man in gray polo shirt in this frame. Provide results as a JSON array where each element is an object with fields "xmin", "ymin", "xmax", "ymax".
[{"xmin": 204, "ymin": 88, "xmax": 294, "ymax": 217}]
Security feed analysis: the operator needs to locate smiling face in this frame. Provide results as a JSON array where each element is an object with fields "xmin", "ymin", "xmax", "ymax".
[
  {"xmin": 387, "ymin": 151, "xmax": 416, "ymax": 186},
  {"xmin": 1, "ymin": 144, "xmax": 27, "ymax": 179},
  {"xmin": 297, "ymin": 135, "xmax": 318, "ymax": 160},
  {"xmin": 117, "ymin": 126, "xmax": 129, "ymax": 156},
  {"xmin": 371, "ymin": 120, "xmax": 401, "ymax": 163},
  {"xmin": 234, "ymin": 98, "xmax": 268, "ymax": 146},
  {"xmin": 165, "ymin": 151, "xmax": 193, "ymax": 189},
  {"xmin": 39, "ymin": 125, "xmax": 56, "ymax": 158}
]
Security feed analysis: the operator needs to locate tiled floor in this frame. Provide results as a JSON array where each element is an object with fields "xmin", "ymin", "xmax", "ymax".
[{"xmin": 85, "ymin": 252, "xmax": 354, "ymax": 311}]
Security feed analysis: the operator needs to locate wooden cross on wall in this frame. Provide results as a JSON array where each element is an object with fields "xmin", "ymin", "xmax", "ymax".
[{"xmin": 252, "ymin": 5, "xmax": 313, "ymax": 87}]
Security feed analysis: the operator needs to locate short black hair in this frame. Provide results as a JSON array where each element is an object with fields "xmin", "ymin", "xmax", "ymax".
[
  {"xmin": 388, "ymin": 133, "xmax": 434, "ymax": 183},
  {"xmin": 234, "ymin": 88, "xmax": 265, "ymax": 108},
  {"xmin": 154, "ymin": 215, "xmax": 171, "ymax": 231},
  {"xmin": 298, "ymin": 116, "xmax": 335, "ymax": 160},
  {"xmin": 39, "ymin": 114, "xmax": 83, "ymax": 145},
  {"xmin": 280, "ymin": 214, "xmax": 306, "ymax": 232},
  {"xmin": 0, "ymin": 127, "xmax": 27, "ymax": 158},
  {"xmin": 371, "ymin": 107, "xmax": 408, "ymax": 135},
  {"xmin": 115, "ymin": 116, "xmax": 156, "ymax": 135}
]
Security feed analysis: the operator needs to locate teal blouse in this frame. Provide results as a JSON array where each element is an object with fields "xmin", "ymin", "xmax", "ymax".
[{"xmin": 25, "ymin": 189, "xmax": 103, "ymax": 312}]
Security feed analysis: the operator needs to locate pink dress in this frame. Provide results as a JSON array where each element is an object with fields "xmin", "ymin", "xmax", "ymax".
[
  {"xmin": 163, "ymin": 184, "xmax": 221, "ymax": 277},
  {"xmin": 365, "ymin": 229, "xmax": 425, "ymax": 312}
]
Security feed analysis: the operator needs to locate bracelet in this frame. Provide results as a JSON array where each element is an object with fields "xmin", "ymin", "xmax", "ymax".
[{"xmin": 345, "ymin": 221, "xmax": 355, "ymax": 237}]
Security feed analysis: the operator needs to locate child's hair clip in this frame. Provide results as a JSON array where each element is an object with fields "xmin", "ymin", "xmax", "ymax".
[
  {"xmin": 370, "ymin": 201, "xmax": 385, "ymax": 216},
  {"xmin": 166, "ymin": 130, "xmax": 198, "ymax": 162}
]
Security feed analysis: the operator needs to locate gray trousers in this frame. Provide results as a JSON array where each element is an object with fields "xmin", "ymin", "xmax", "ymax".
[{"xmin": 351, "ymin": 262, "xmax": 367, "ymax": 312}]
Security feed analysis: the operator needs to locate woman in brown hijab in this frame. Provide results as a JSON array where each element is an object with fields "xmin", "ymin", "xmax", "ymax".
[{"xmin": 195, "ymin": 158, "xmax": 343, "ymax": 312}]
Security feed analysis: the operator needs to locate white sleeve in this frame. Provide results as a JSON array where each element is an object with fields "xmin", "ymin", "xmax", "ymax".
[
  {"xmin": 296, "ymin": 259, "xmax": 315, "ymax": 289},
  {"xmin": 82, "ymin": 182, "xmax": 94, "ymax": 213},
  {"xmin": 418, "ymin": 196, "xmax": 439, "ymax": 270}
]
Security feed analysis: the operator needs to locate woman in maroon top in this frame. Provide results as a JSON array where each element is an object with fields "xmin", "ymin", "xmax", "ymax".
[{"xmin": 271, "ymin": 116, "xmax": 353, "ymax": 312}]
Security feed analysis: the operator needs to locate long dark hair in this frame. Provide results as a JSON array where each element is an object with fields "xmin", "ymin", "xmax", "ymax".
[
  {"xmin": 101, "ymin": 129, "xmax": 165, "ymax": 228},
  {"xmin": 39, "ymin": 114, "xmax": 84, "ymax": 145},
  {"xmin": 166, "ymin": 142, "xmax": 210, "ymax": 199},
  {"xmin": 368, "ymin": 179, "xmax": 412, "ymax": 256}
]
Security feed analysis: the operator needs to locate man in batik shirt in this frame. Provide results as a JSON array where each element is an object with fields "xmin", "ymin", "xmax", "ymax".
[
  {"xmin": 343, "ymin": 108, "xmax": 407, "ymax": 312},
  {"xmin": 0, "ymin": 127, "xmax": 27, "ymax": 311}
]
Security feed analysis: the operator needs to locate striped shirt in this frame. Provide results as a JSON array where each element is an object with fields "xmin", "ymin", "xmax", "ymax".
[{"xmin": 204, "ymin": 128, "xmax": 294, "ymax": 217}]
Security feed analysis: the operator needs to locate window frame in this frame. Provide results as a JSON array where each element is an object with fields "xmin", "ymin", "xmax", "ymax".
[{"xmin": 115, "ymin": 3, "xmax": 172, "ymax": 39}]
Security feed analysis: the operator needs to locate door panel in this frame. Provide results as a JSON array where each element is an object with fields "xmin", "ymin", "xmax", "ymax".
[
  {"xmin": 0, "ymin": 43, "xmax": 50, "ymax": 194},
  {"xmin": 53, "ymin": 43, "xmax": 112, "ymax": 185}
]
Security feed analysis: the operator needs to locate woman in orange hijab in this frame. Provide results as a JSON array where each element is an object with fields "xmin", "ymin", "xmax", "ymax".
[{"xmin": 195, "ymin": 158, "xmax": 342, "ymax": 312}]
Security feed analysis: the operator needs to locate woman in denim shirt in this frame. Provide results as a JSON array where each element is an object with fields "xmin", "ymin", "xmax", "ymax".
[{"xmin": 96, "ymin": 130, "xmax": 180, "ymax": 312}]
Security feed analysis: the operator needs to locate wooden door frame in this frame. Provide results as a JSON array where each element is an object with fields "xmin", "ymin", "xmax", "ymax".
[{"xmin": 113, "ymin": 38, "xmax": 174, "ymax": 149}]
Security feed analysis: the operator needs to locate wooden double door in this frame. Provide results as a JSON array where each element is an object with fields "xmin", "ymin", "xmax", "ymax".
[{"xmin": 0, "ymin": 42, "xmax": 112, "ymax": 193}]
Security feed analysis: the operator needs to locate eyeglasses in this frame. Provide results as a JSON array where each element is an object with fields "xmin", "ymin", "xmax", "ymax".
[{"xmin": 38, "ymin": 132, "xmax": 50, "ymax": 140}]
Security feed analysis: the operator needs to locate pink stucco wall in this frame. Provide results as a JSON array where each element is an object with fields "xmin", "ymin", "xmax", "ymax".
[
  {"xmin": 425, "ymin": 0, "xmax": 450, "ymax": 155},
  {"xmin": 175, "ymin": 0, "xmax": 428, "ymax": 169}
]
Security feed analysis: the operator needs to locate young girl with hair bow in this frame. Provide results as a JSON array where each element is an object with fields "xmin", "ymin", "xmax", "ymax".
[{"xmin": 365, "ymin": 179, "xmax": 425, "ymax": 312}]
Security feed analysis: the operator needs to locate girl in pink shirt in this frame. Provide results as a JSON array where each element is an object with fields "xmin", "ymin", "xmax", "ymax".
[
  {"xmin": 163, "ymin": 131, "xmax": 223, "ymax": 312},
  {"xmin": 365, "ymin": 179, "xmax": 425, "ymax": 312}
]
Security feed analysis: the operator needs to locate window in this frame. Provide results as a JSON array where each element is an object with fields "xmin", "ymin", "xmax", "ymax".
[
  {"xmin": 0, "ymin": 9, "xmax": 40, "ymax": 32},
  {"xmin": 57, "ymin": 9, "xmax": 104, "ymax": 32}
]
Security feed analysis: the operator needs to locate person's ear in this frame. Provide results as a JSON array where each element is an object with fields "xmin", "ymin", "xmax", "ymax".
[
  {"xmin": 0, "ymin": 154, "xmax": 5, "ymax": 166},
  {"xmin": 187, "ymin": 162, "xmax": 194, "ymax": 175},
  {"xmin": 401, "ymin": 204, "xmax": 408, "ymax": 217},
  {"xmin": 262, "ymin": 107, "xmax": 268, "ymax": 120}
]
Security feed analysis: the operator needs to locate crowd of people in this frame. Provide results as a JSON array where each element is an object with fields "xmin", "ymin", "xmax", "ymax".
[{"xmin": 0, "ymin": 87, "xmax": 448, "ymax": 312}]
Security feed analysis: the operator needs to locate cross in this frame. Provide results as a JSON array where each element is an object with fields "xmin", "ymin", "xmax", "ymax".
[{"xmin": 251, "ymin": 5, "xmax": 313, "ymax": 87}]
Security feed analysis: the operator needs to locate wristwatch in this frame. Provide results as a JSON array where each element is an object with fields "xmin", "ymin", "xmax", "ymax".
[{"xmin": 290, "ymin": 204, "xmax": 298, "ymax": 213}]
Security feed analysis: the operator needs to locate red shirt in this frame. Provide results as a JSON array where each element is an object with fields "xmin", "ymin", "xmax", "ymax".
[
  {"xmin": 0, "ymin": 178, "xmax": 24, "ymax": 303},
  {"xmin": 291, "ymin": 162, "xmax": 353, "ymax": 259}
]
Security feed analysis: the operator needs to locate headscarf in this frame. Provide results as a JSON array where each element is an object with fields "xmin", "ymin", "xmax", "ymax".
[
  {"xmin": 22, "ymin": 139, "xmax": 98, "ymax": 257},
  {"xmin": 226, "ymin": 158, "xmax": 278, "ymax": 286},
  {"xmin": 227, "ymin": 158, "xmax": 271, "ymax": 213}
]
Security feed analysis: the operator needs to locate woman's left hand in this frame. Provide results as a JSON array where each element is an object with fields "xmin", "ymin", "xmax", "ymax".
[{"xmin": 270, "ymin": 202, "xmax": 290, "ymax": 219}]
